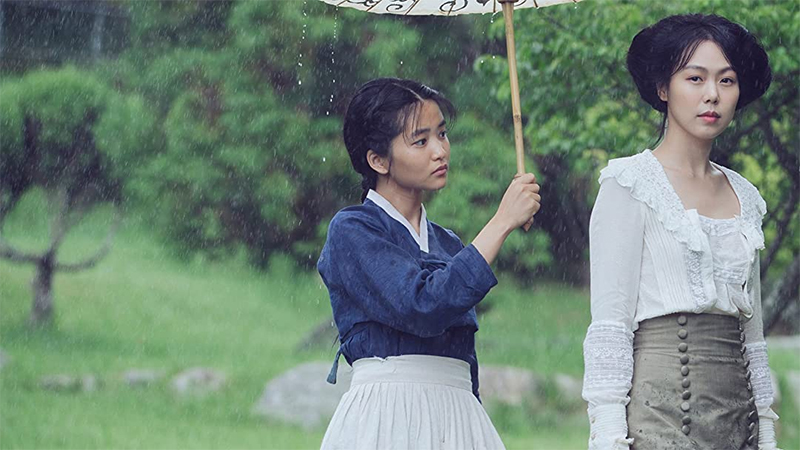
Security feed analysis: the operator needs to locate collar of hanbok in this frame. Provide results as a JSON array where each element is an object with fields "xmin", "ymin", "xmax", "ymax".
[{"xmin": 366, "ymin": 189, "xmax": 429, "ymax": 253}]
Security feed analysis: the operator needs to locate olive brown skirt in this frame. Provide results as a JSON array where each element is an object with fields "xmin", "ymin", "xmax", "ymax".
[{"xmin": 628, "ymin": 313, "xmax": 759, "ymax": 449}]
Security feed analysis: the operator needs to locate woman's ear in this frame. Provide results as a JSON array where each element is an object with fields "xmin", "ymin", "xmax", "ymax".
[
  {"xmin": 657, "ymin": 83, "xmax": 669, "ymax": 102},
  {"xmin": 366, "ymin": 150, "xmax": 389, "ymax": 175}
]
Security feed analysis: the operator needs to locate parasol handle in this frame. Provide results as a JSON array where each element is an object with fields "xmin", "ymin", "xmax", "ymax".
[
  {"xmin": 500, "ymin": 0, "xmax": 532, "ymax": 231},
  {"xmin": 500, "ymin": 0, "xmax": 526, "ymax": 175}
]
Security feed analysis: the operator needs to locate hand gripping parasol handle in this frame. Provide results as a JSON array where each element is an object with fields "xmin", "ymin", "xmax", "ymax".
[{"xmin": 500, "ymin": 0, "xmax": 533, "ymax": 231}]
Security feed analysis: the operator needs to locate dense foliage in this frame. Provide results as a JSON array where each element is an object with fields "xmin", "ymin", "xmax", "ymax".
[{"xmin": 3, "ymin": 0, "xmax": 796, "ymax": 293}]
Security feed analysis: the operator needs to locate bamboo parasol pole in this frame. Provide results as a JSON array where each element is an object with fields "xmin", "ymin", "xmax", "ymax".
[
  {"xmin": 500, "ymin": 0, "xmax": 534, "ymax": 231},
  {"xmin": 499, "ymin": 0, "xmax": 526, "ymax": 175}
]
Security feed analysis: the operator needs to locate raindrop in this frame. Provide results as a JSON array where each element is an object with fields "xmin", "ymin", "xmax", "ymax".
[
  {"xmin": 326, "ymin": 5, "xmax": 340, "ymax": 117},
  {"xmin": 297, "ymin": 0, "xmax": 309, "ymax": 88}
]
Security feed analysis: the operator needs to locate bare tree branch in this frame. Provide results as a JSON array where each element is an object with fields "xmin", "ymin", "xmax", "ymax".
[
  {"xmin": 0, "ymin": 190, "xmax": 24, "ymax": 226},
  {"xmin": 46, "ymin": 187, "xmax": 73, "ymax": 256},
  {"xmin": 65, "ymin": 190, "xmax": 95, "ymax": 231},
  {"xmin": 729, "ymin": 88, "xmax": 798, "ymax": 143},
  {"xmin": 0, "ymin": 238, "xmax": 41, "ymax": 264},
  {"xmin": 762, "ymin": 186, "xmax": 799, "ymax": 278},
  {"xmin": 755, "ymin": 107, "xmax": 800, "ymax": 186},
  {"xmin": 747, "ymin": 93, "xmax": 800, "ymax": 277},
  {"xmin": 55, "ymin": 205, "xmax": 121, "ymax": 273},
  {"xmin": 763, "ymin": 253, "xmax": 800, "ymax": 335}
]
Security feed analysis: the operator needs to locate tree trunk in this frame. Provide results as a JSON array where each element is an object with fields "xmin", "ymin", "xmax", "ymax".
[
  {"xmin": 30, "ymin": 255, "xmax": 54, "ymax": 327},
  {"xmin": 532, "ymin": 153, "xmax": 591, "ymax": 285}
]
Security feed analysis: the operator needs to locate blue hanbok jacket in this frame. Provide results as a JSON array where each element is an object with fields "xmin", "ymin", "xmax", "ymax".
[{"xmin": 317, "ymin": 197, "xmax": 498, "ymax": 398}]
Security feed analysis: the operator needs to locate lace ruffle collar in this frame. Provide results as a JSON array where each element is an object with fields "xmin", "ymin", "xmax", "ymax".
[{"xmin": 599, "ymin": 150, "xmax": 766, "ymax": 251}]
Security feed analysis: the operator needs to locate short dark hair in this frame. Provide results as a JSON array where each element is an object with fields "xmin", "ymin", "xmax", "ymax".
[
  {"xmin": 627, "ymin": 14, "xmax": 771, "ymax": 127},
  {"xmin": 342, "ymin": 78, "xmax": 456, "ymax": 201}
]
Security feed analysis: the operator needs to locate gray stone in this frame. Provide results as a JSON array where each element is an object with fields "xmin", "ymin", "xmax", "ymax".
[
  {"xmin": 122, "ymin": 369, "xmax": 165, "ymax": 387},
  {"xmin": 253, "ymin": 361, "xmax": 352, "ymax": 430},
  {"xmin": 171, "ymin": 368, "xmax": 226, "ymax": 396},
  {"xmin": 479, "ymin": 365, "xmax": 542, "ymax": 408},
  {"xmin": 253, "ymin": 362, "xmax": 578, "ymax": 429},
  {"xmin": 80, "ymin": 375, "xmax": 101, "ymax": 392},
  {"xmin": 553, "ymin": 372, "xmax": 583, "ymax": 404},
  {"xmin": 40, "ymin": 374, "xmax": 101, "ymax": 392},
  {"xmin": 40, "ymin": 375, "xmax": 80, "ymax": 392}
]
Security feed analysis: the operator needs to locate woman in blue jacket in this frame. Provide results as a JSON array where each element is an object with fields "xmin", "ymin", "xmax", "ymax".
[{"xmin": 318, "ymin": 78, "xmax": 541, "ymax": 449}]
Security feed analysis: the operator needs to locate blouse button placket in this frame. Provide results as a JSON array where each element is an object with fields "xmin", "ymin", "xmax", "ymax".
[
  {"xmin": 739, "ymin": 318, "xmax": 758, "ymax": 447},
  {"xmin": 676, "ymin": 315, "xmax": 691, "ymax": 436},
  {"xmin": 747, "ymin": 409, "xmax": 758, "ymax": 448}
]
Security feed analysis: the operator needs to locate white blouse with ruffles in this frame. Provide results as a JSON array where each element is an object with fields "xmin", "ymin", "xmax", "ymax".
[{"xmin": 582, "ymin": 150, "xmax": 780, "ymax": 450}]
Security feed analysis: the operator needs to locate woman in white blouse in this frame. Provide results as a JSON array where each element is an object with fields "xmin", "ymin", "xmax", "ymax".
[{"xmin": 582, "ymin": 14, "xmax": 780, "ymax": 450}]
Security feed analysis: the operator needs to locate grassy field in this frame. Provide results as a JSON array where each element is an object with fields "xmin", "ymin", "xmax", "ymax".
[{"xmin": 1, "ymin": 197, "xmax": 797, "ymax": 449}]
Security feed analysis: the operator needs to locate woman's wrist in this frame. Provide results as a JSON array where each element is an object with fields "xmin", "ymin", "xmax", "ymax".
[
  {"xmin": 471, "ymin": 215, "xmax": 514, "ymax": 265},
  {"xmin": 487, "ymin": 214, "xmax": 515, "ymax": 238}
]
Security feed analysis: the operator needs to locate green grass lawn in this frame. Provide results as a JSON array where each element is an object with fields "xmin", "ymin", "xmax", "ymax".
[{"xmin": 1, "ymin": 197, "xmax": 797, "ymax": 449}]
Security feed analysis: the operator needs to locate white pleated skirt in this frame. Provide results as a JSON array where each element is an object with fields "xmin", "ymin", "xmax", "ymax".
[{"xmin": 320, "ymin": 355, "xmax": 506, "ymax": 450}]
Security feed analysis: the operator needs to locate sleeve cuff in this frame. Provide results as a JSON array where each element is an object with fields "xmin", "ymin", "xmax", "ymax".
[
  {"xmin": 758, "ymin": 414, "xmax": 781, "ymax": 449},
  {"xmin": 455, "ymin": 244, "xmax": 498, "ymax": 292},
  {"xmin": 588, "ymin": 404, "xmax": 632, "ymax": 449}
]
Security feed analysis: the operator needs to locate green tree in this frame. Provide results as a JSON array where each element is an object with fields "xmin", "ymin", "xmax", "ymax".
[{"xmin": 0, "ymin": 66, "xmax": 153, "ymax": 326}]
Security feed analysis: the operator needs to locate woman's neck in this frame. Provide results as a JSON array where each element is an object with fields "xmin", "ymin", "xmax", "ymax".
[
  {"xmin": 653, "ymin": 123, "xmax": 714, "ymax": 178},
  {"xmin": 374, "ymin": 180, "xmax": 423, "ymax": 233}
]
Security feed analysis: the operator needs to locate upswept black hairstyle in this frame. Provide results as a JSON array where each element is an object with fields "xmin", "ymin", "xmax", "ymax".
[
  {"xmin": 627, "ymin": 14, "xmax": 772, "ymax": 138},
  {"xmin": 342, "ymin": 78, "xmax": 456, "ymax": 201}
]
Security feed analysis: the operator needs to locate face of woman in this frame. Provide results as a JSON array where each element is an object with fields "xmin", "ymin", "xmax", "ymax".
[
  {"xmin": 383, "ymin": 99, "xmax": 450, "ymax": 193},
  {"xmin": 659, "ymin": 40, "xmax": 741, "ymax": 143}
]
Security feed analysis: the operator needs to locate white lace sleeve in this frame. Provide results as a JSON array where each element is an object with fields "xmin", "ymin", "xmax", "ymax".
[
  {"xmin": 583, "ymin": 321, "xmax": 635, "ymax": 400},
  {"xmin": 742, "ymin": 257, "xmax": 781, "ymax": 448},
  {"xmin": 583, "ymin": 177, "xmax": 644, "ymax": 449},
  {"xmin": 584, "ymin": 321, "xmax": 635, "ymax": 450}
]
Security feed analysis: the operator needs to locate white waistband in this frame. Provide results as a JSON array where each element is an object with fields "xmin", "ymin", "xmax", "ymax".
[{"xmin": 351, "ymin": 355, "xmax": 472, "ymax": 391}]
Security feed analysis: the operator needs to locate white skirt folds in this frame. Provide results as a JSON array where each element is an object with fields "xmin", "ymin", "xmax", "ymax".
[{"xmin": 320, "ymin": 355, "xmax": 506, "ymax": 450}]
